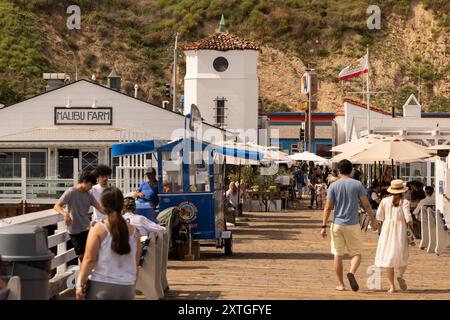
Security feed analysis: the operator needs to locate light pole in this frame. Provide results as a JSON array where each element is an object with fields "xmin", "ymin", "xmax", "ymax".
[{"xmin": 172, "ymin": 32, "xmax": 179, "ymax": 112}]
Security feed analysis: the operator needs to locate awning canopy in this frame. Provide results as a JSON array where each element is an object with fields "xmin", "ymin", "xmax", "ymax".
[
  {"xmin": 112, "ymin": 140, "xmax": 155, "ymax": 157},
  {"xmin": 111, "ymin": 139, "xmax": 264, "ymax": 161},
  {"xmin": 214, "ymin": 146, "xmax": 263, "ymax": 161}
]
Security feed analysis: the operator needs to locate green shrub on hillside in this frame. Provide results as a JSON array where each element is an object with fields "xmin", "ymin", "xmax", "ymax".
[
  {"xmin": 0, "ymin": 78, "xmax": 23, "ymax": 105},
  {"xmin": 84, "ymin": 53, "xmax": 97, "ymax": 68},
  {"xmin": 0, "ymin": 2, "xmax": 48, "ymax": 100}
]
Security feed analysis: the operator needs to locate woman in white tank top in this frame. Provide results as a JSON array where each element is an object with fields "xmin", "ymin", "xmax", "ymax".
[{"xmin": 76, "ymin": 187, "xmax": 142, "ymax": 300}]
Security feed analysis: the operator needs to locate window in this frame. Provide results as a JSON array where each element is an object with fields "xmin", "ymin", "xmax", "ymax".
[
  {"xmin": 0, "ymin": 150, "xmax": 46, "ymax": 178},
  {"xmin": 81, "ymin": 151, "xmax": 99, "ymax": 172},
  {"xmin": 188, "ymin": 150, "xmax": 210, "ymax": 193},
  {"xmin": 161, "ymin": 150, "xmax": 183, "ymax": 193},
  {"xmin": 214, "ymin": 97, "xmax": 227, "ymax": 128},
  {"xmin": 291, "ymin": 144, "xmax": 299, "ymax": 154},
  {"xmin": 110, "ymin": 148, "xmax": 120, "ymax": 178},
  {"xmin": 400, "ymin": 163, "xmax": 411, "ymax": 178},
  {"xmin": 213, "ymin": 57, "xmax": 229, "ymax": 72}
]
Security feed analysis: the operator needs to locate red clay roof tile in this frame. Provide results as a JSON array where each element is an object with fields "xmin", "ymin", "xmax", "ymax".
[{"xmin": 183, "ymin": 32, "xmax": 261, "ymax": 52}]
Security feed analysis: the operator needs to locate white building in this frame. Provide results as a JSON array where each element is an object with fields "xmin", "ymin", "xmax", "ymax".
[
  {"xmin": 334, "ymin": 94, "xmax": 450, "ymax": 184},
  {"xmin": 183, "ymin": 19, "xmax": 260, "ymax": 142},
  {"xmin": 0, "ymin": 76, "xmax": 226, "ymax": 183}
]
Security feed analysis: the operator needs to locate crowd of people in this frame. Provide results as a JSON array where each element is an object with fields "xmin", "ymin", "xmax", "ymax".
[
  {"xmin": 53, "ymin": 165, "xmax": 165, "ymax": 300},
  {"xmin": 293, "ymin": 163, "xmax": 338, "ymax": 210}
]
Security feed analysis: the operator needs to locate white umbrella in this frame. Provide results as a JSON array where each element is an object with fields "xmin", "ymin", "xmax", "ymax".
[
  {"xmin": 288, "ymin": 151, "xmax": 328, "ymax": 163},
  {"xmin": 330, "ymin": 148, "xmax": 364, "ymax": 163},
  {"xmin": 331, "ymin": 134, "xmax": 386, "ymax": 153},
  {"xmin": 250, "ymin": 144, "xmax": 294, "ymax": 167},
  {"xmin": 215, "ymin": 141, "xmax": 293, "ymax": 166},
  {"xmin": 426, "ymin": 144, "xmax": 449, "ymax": 155},
  {"xmin": 350, "ymin": 138, "xmax": 432, "ymax": 163}
]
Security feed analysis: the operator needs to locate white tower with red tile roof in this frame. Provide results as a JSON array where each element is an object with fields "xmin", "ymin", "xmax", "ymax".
[{"xmin": 183, "ymin": 16, "xmax": 260, "ymax": 141}]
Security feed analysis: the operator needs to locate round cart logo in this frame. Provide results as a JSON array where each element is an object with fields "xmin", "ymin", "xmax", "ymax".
[{"xmin": 178, "ymin": 201, "xmax": 198, "ymax": 223}]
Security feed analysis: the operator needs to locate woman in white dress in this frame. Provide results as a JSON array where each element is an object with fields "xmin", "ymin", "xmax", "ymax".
[{"xmin": 374, "ymin": 179, "xmax": 413, "ymax": 293}]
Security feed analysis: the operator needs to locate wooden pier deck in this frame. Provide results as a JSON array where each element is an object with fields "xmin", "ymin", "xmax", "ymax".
[{"xmin": 61, "ymin": 206, "xmax": 450, "ymax": 300}]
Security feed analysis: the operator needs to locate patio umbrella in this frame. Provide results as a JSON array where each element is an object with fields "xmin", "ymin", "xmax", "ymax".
[
  {"xmin": 350, "ymin": 138, "xmax": 432, "ymax": 164},
  {"xmin": 330, "ymin": 147, "xmax": 368, "ymax": 163},
  {"xmin": 426, "ymin": 144, "xmax": 449, "ymax": 157},
  {"xmin": 288, "ymin": 151, "xmax": 328, "ymax": 163},
  {"xmin": 331, "ymin": 134, "xmax": 386, "ymax": 153},
  {"xmin": 260, "ymin": 147, "xmax": 294, "ymax": 167}
]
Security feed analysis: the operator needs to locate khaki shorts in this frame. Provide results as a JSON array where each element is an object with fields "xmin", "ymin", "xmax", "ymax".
[{"xmin": 330, "ymin": 223, "xmax": 363, "ymax": 257}]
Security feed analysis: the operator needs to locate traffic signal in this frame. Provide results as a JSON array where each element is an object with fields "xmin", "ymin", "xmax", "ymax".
[
  {"xmin": 300, "ymin": 123, "xmax": 305, "ymax": 142},
  {"xmin": 164, "ymin": 84, "xmax": 170, "ymax": 97}
]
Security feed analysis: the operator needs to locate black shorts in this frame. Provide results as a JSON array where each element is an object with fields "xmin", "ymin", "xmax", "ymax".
[{"xmin": 70, "ymin": 230, "xmax": 89, "ymax": 256}]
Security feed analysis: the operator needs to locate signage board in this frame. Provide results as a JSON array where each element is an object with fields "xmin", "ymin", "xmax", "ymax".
[
  {"xmin": 55, "ymin": 107, "xmax": 113, "ymax": 125},
  {"xmin": 300, "ymin": 72, "xmax": 310, "ymax": 94}
]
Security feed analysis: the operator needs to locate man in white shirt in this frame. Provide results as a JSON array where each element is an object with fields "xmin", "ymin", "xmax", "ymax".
[
  {"xmin": 90, "ymin": 165, "xmax": 112, "ymax": 222},
  {"xmin": 122, "ymin": 197, "xmax": 165, "ymax": 236},
  {"xmin": 413, "ymin": 186, "xmax": 435, "ymax": 220}
]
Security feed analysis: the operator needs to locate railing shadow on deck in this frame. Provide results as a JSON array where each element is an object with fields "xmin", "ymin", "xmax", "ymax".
[{"xmin": 198, "ymin": 252, "xmax": 339, "ymax": 261}]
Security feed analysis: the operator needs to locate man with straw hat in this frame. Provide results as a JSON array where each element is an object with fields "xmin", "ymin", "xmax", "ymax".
[
  {"xmin": 374, "ymin": 179, "xmax": 413, "ymax": 293},
  {"xmin": 321, "ymin": 159, "xmax": 379, "ymax": 292}
]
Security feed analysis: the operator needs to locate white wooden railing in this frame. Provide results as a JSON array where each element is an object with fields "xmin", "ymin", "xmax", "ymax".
[
  {"xmin": 419, "ymin": 205, "xmax": 450, "ymax": 256},
  {"xmin": 0, "ymin": 158, "xmax": 79, "ymax": 205}
]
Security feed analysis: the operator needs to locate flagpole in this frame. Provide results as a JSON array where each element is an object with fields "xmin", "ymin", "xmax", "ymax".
[
  {"xmin": 173, "ymin": 32, "xmax": 179, "ymax": 112},
  {"xmin": 366, "ymin": 46, "xmax": 371, "ymax": 135}
]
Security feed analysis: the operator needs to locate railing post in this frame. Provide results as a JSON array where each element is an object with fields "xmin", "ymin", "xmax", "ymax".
[
  {"xmin": 426, "ymin": 160, "xmax": 431, "ymax": 187},
  {"xmin": 56, "ymin": 220, "xmax": 68, "ymax": 275},
  {"xmin": 124, "ymin": 158, "xmax": 130, "ymax": 194},
  {"xmin": 21, "ymin": 157, "xmax": 27, "ymax": 201},
  {"xmin": 73, "ymin": 158, "xmax": 79, "ymax": 186}
]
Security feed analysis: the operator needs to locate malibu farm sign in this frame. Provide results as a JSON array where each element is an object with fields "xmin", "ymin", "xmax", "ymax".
[{"xmin": 55, "ymin": 107, "xmax": 113, "ymax": 125}]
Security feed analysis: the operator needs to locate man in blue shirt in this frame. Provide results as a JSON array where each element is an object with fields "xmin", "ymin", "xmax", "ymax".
[
  {"xmin": 135, "ymin": 168, "xmax": 159, "ymax": 209},
  {"xmin": 321, "ymin": 159, "xmax": 378, "ymax": 292}
]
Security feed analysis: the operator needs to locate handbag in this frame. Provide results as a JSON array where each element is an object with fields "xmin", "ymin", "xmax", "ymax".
[{"xmin": 406, "ymin": 225, "xmax": 416, "ymax": 246}]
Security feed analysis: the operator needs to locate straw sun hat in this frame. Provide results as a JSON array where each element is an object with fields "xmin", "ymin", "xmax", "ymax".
[{"xmin": 387, "ymin": 179, "xmax": 408, "ymax": 194}]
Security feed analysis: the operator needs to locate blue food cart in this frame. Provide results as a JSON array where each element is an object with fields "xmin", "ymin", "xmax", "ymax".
[{"xmin": 112, "ymin": 138, "xmax": 262, "ymax": 255}]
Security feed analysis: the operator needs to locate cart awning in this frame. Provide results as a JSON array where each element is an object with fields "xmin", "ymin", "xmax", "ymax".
[
  {"xmin": 112, "ymin": 140, "xmax": 155, "ymax": 157},
  {"xmin": 213, "ymin": 146, "xmax": 263, "ymax": 161},
  {"xmin": 112, "ymin": 139, "xmax": 264, "ymax": 161}
]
